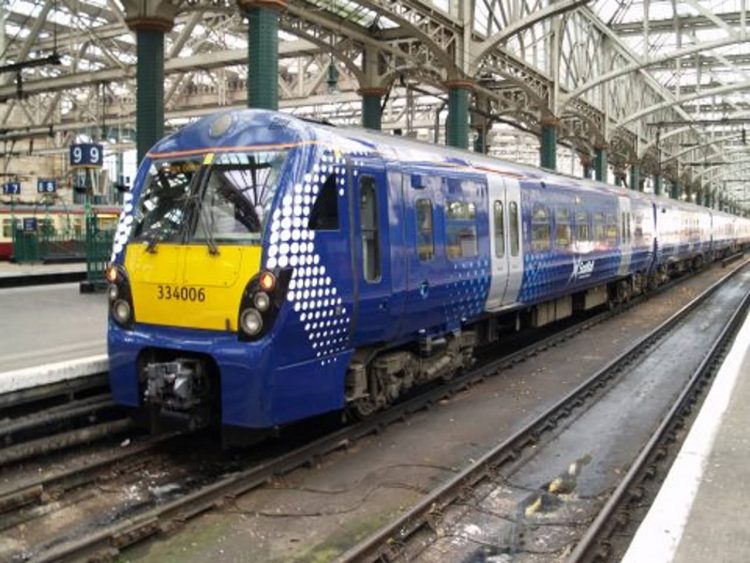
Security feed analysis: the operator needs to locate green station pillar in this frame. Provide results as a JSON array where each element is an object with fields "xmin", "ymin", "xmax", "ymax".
[
  {"xmin": 126, "ymin": 18, "xmax": 172, "ymax": 164},
  {"xmin": 359, "ymin": 87, "xmax": 385, "ymax": 131},
  {"xmin": 581, "ymin": 157, "xmax": 593, "ymax": 179},
  {"xmin": 671, "ymin": 181, "xmax": 681, "ymax": 200},
  {"xmin": 630, "ymin": 164, "xmax": 641, "ymax": 191},
  {"xmin": 445, "ymin": 81, "xmax": 471, "ymax": 149},
  {"xmin": 594, "ymin": 146, "xmax": 607, "ymax": 183},
  {"xmin": 539, "ymin": 118, "xmax": 558, "ymax": 171},
  {"xmin": 653, "ymin": 174, "xmax": 662, "ymax": 196},
  {"xmin": 240, "ymin": 0, "xmax": 286, "ymax": 110}
]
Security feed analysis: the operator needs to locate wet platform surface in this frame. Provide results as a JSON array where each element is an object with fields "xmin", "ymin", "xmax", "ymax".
[
  {"xmin": 0, "ymin": 283, "xmax": 106, "ymax": 373},
  {"xmin": 623, "ymin": 309, "xmax": 750, "ymax": 563}
]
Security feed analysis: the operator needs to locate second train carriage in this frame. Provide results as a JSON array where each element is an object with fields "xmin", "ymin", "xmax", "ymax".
[
  {"xmin": 0, "ymin": 205, "xmax": 120, "ymax": 261},
  {"xmin": 106, "ymin": 109, "xmax": 750, "ymax": 435}
]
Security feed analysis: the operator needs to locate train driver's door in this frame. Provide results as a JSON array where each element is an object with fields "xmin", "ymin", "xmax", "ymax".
[
  {"xmin": 487, "ymin": 175, "xmax": 523, "ymax": 309},
  {"xmin": 350, "ymin": 159, "xmax": 394, "ymax": 345}
]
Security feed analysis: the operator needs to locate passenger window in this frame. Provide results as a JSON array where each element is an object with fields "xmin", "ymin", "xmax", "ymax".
[
  {"xmin": 594, "ymin": 212, "xmax": 606, "ymax": 242},
  {"xmin": 415, "ymin": 198, "xmax": 434, "ymax": 262},
  {"xmin": 308, "ymin": 174, "xmax": 339, "ymax": 230},
  {"xmin": 531, "ymin": 204, "xmax": 551, "ymax": 252},
  {"xmin": 445, "ymin": 200, "xmax": 478, "ymax": 259},
  {"xmin": 509, "ymin": 201, "xmax": 519, "ymax": 256},
  {"xmin": 627, "ymin": 213, "xmax": 632, "ymax": 243},
  {"xmin": 494, "ymin": 201, "xmax": 505, "ymax": 258},
  {"xmin": 359, "ymin": 176, "xmax": 380, "ymax": 282},
  {"xmin": 576, "ymin": 210, "xmax": 590, "ymax": 242},
  {"xmin": 606, "ymin": 213, "xmax": 618, "ymax": 245},
  {"xmin": 555, "ymin": 208, "xmax": 572, "ymax": 248}
]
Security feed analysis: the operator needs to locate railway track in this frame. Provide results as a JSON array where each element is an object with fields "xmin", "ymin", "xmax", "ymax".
[
  {"xmin": 335, "ymin": 258, "xmax": 750, "ymax": 562},
  {"xmin": 568, "ymin": 282, "xmax": 750, "ymax": 562},
  {"xmin": 1, "ymin": 260, "xmax": 741, "ymax": 562},
  {"xmin": 0, "ymin": 373, "xmax": 132, "ymax": 468}
]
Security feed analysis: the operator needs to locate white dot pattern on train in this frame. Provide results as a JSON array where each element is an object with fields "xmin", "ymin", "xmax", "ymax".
[
  {"xmin": 111, "ymin": 192, "xmax": 134, "ymax": 262},
  {"xmin": 444, "ymin": 259, "xmax": 491, "ymax": 324},
  {"xmin": 266, "ymin": 150, "xmax": 350, "ymax": 366}
]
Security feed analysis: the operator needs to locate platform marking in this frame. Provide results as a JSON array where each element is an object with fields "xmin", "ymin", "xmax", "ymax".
[
  {"xmin": 0, "ymin": 354, "xmax": 108, "ymax": 395},
  {"xmin": 621, "ymin": 312, "xmax": 750, "ymax": 563}
]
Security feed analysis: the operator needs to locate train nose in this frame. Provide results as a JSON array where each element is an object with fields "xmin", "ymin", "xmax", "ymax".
[{"xmin": 124, "ymin": 242, "xmax": 263, "ymax": 332}]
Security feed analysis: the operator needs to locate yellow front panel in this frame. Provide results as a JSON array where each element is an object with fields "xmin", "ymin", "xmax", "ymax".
[{"xmin": 125, "ymin": 243, "xmax": 262, "ymax": 332}]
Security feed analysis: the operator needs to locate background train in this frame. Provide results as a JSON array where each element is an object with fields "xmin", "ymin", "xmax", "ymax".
[
  {"xmin": 0, "ymin": 205, "xmax": 120, "ymax": 260},
  {"xmin": 106, "ymin": 109, "xmax": 750, "ymax": 438}
]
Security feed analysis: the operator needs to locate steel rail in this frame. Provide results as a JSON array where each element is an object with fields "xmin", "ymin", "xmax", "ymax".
[
  {"xmin": 0, "ymin": 418, "xmax": 134, "ymax": 467},
  {"xmin": 0, "ymin": 394, "xmax": 115, "ymax": 443},
  {"xmin": 336, "ymin": 258, "xmax": 749, "ymax": 563},
  {"xmin": 0, "ymin": 373, "xmax": 109, "ymax": 411},
  {"xmin": 13, "ymin": 260, "xmax": 746, "ymax": 562},
  {"xmin": 0, "ymin": 432, "xmax": 184, "ymax": 517},
  {"xmin": 567, "ymin": 285, "xmax": 750, "ymax": 562}
]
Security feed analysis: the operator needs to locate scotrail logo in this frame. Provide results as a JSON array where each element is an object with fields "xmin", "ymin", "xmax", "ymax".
[{"xmin": 571, "ymin": 256, "xmax": 595, "ymax": 280}]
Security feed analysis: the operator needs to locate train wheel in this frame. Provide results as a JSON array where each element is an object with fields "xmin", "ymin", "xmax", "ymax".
[{"xmin": 350, "ymin": 396, "xmax": 380, "ymax": 420}]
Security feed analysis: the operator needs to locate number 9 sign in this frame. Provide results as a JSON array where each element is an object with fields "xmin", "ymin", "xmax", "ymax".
[{"xmin": 70, "ymin": 143, "xmax": 104, "ymax": 167}]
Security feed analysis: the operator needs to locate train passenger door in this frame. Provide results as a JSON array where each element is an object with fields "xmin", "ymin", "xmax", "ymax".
[
  {"xmin": 349, "ymin": 158, "xmax": 394, "ymax": 345},
  {"xmin": 487, "ymin": 175, "xmax": 523, "ymax": 309},
  {"xmin": 617, "ymin": 196, "xmax": 632, "ymax": 275}
]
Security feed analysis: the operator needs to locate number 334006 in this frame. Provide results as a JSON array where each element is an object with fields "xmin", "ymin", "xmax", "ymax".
[{"xmin": 157, "ymin": 285, "xmax": 206, "ymax": 302}]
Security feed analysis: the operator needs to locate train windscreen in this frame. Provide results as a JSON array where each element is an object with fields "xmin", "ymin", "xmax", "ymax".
[{"xmin": 130, "ymin": 151, "xmax": 288, "ymax": 248}]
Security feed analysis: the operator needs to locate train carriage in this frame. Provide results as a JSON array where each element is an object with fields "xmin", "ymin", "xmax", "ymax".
[{"xmin": 105, "ymin": 109, "xmax": 750, "ymax": 438}]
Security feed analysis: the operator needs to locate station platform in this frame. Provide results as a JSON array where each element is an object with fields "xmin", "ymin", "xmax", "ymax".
[
  {"xmin": 623, "ymin": 309, "xmax": 750, "ymax": 562},
  {"xmin": 0, "ymin": 283, "xmax": 106, "ymax": 390},
  {"xmin": 0, "ymin": 261, "xmax": 87, "ymax": 288}
]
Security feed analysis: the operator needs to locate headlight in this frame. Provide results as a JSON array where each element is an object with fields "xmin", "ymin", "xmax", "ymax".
[
  {"xmin": 240, "ymin": 309, "xmax": 263, "ymax": 336},
  {"xmin": 105, "ymin": 265, "xmax": 119, "ymax": 283},
  {"xmin": 113, "ymin": 300, "xmax": 131, "ymax": 324},
  {"xmin": 107, "ymin": 284, "xmax": 119, "ymax": 301},
  {"xmin": 253, "ymin": 292, "xmax": 270, "ymax": 312}
]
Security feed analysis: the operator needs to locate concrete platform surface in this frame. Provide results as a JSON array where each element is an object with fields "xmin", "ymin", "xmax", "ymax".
[
  {"xmin": 0, "ymin": 262, "xmax": 86, "ymax": 278},
  {"xmin": 623, "ymin": 310, "xmax": 750, "ymax": 563},
  {"xmin": 0, "ymin": 282, "xmax": 106, "ymax": 373}
]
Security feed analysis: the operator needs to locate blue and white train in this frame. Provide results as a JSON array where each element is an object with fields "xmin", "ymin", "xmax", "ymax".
[{"xmin": 106, "ymin": 109, "xmax": 750, "ymax": 435}]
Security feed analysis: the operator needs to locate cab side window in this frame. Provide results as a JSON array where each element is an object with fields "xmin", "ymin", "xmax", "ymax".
[{"xmin": 308, "ymin": 174, "xmax": 339, "ymax": 230}]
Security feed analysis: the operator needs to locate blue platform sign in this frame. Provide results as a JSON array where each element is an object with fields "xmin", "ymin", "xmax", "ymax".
[
  {"xmin": 70, "ymin": 143, "xmax": 103, "ymax": 167},
  {"xmin": 2, "ymin": 182, "xmax": 20, "ymax": 195},
  {"xmin": 23, "ymin": 217, "xmax": 37, "ymax": 232},
  {"xmin": 37, "ymin": 179, "xmax": 56, "ymax": 193}
]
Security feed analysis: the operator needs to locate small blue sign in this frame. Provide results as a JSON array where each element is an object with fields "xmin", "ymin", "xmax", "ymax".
[
  {"xmin": 23, "ymin": 217, "xmax": 37, "ymax": 232},
  {"xmin": 37, "ymin": 179, "xmax": 56, "ymax": 193},
  {"xmin": 2, "ymin": 182, "xmax": 20, "ymax": 195},
  {"xmin": 70, "ymin": 143, "xmax": 104, "ymax": 167}
]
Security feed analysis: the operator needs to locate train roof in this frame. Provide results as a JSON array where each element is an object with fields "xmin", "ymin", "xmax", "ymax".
[{"xmin": 149, "ymin": 109, "xmax": 742, "ymax": 219}]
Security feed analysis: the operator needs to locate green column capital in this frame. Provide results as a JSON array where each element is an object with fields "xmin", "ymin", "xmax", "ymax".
[
  {"xmin": 237, "ymin": 0, "xmax": 287, "ymax": 11},
  {"xmin": 125, "ymin": 16, "xmax": 173, "ymax": 32}
]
